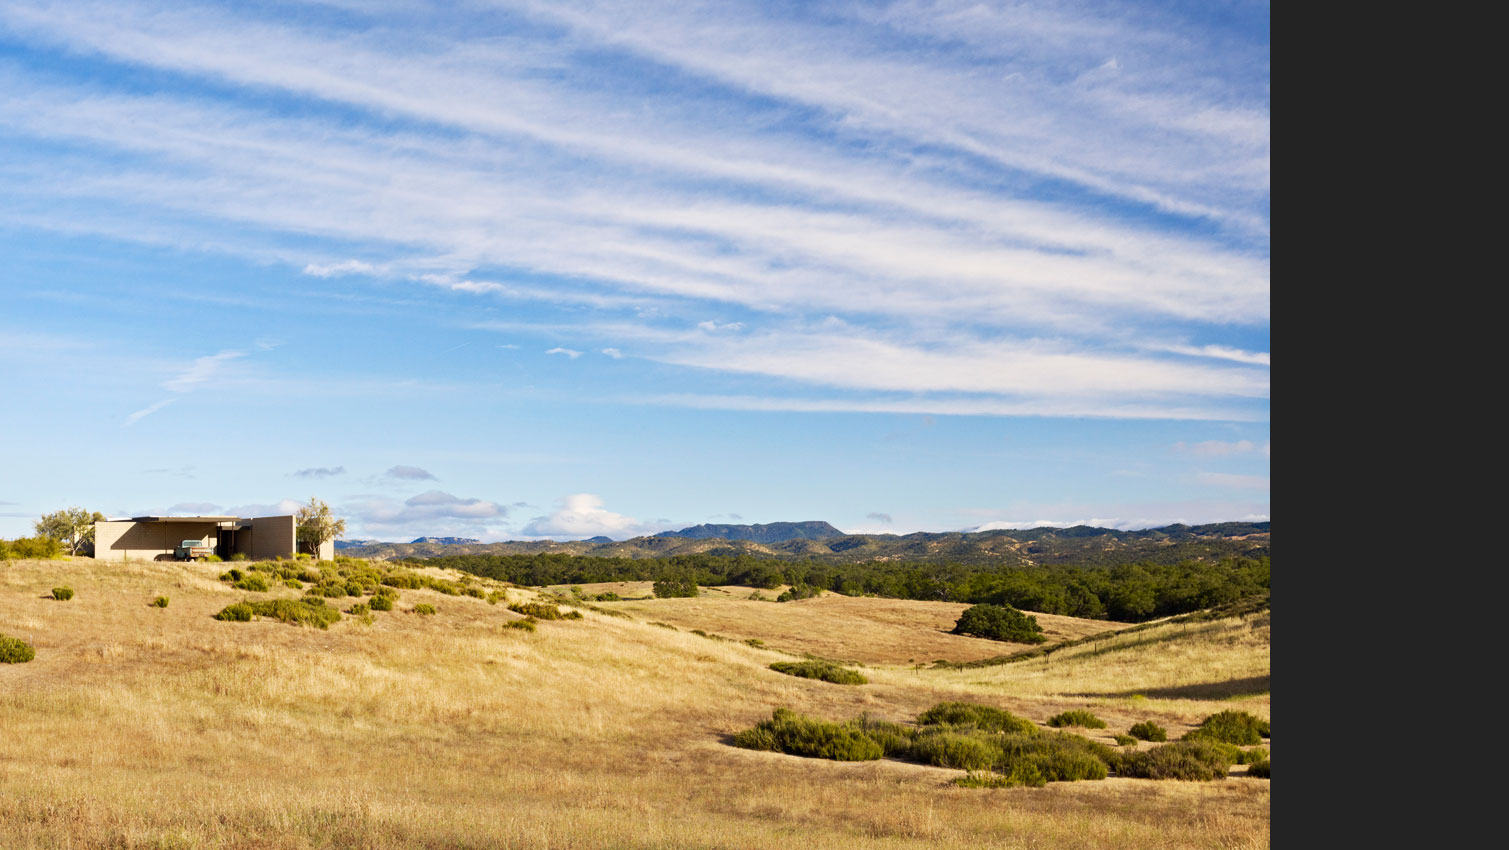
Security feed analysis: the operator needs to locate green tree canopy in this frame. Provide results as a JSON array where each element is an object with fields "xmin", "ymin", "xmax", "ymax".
[
  {"xmin": 950, "ymin": 603, "xmax": 1047, "ymax": 644},
  {"xmin": 34, "ymin": 506, "xmax": 106, "ymax": 556},
  {"xmin": 295, "ymin": 497, "xmax": 346, "ymax": 557}
]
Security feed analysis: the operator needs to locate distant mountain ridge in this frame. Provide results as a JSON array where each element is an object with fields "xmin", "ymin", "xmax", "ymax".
[
  {"xmin": 410, "ymin": 536, "xmax": 480, "ymax": 545},
  {"xmin": 336, "ymin": 521, "xmax": 1269, "ymax": 566},
  {"xmin": 654, "ymin": 520, "xmax": 842, "ymax": 543}
]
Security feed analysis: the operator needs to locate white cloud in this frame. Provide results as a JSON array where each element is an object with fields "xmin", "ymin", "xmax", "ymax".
[
  {"xmin": 866, "ymin": 512, "xmax": 893, "ymax": 524},
  {"xmin": 123, "ymin": 398, "xmax": 176, "ymax": 426},
  {"xmin": 385, "ymin": 465, "xmax": 437, "ymax": 481},
  {"xmin": 293, "ymin": 466, "xmax": 346, "ymax": 478},
  {"xmin": 521, "ymin": 493, "xmax": 654, "ymax": 539},
  {"xmin": 302, "ymin": 259, "xmax": 378, "ymax": 278},
  {"xmin": 162, "ymin": 350, "xmax": 246, "ymax": 392},
  {"xmin": 546, "ymin": 347, "xmax": 583, "ymax": 359},
  {"xmin": 600, "ymin": 347, "xmax": 622, "ymax": 358},
  {"xmin": 223, "ymin": 498, "xmax": 305, "ymax": 517},
  {"xmin": 343, "ymin": 491, "xmax": 508, "ymax": 537}
]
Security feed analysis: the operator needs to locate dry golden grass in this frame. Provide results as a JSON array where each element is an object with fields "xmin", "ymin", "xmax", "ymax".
[
  {"xmin": 595, "ymin": 581, "xmax": 1112, "ymax": 665},
  {"xmin": 1, "ymin": 557, "xmax": 1268, "ymax": 849}
]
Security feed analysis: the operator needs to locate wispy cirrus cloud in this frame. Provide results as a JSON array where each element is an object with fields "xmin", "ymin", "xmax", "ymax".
[{"xmin": 1, "ymin": 0, "xmax": 1266, "ymax": 423}]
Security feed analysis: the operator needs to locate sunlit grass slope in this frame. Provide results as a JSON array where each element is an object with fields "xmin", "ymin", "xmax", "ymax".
[{"xmin": 2, "ymin": 557, "xmax": 1267, "ymax": 849}]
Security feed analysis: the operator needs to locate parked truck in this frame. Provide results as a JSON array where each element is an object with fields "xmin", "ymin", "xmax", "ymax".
[{"xmin": 175, "ymin": 539, "xmax": 215, "ymax": 561}]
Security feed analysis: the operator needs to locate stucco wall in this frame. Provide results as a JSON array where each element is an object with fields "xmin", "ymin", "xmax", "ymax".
[
  {"xmin": 250, "ymin": 515, "xmax": 297, "ymax": 560},
  {"xmin": 94, "ymin": 520, "xmax": 219, "ymax": 561}
]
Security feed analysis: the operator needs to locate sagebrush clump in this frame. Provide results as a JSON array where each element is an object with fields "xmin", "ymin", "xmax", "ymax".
[
  {"xmin": 1128, "ymin": 720, "xmax": 1168, "ymax": 741},
  {"xmin": 769, "ymin": 660, "xmax": 868, "ymax": 685},
  {"xmin": 507, "ymin": 601, "xmax": 581, "ymax": 620},
  {"xmin": 1183, "ymin": 710, "xmax": 1270, "ymax": 745},
  {"xmin": 51, "ymin": 586, "xmax": 74, "ymax": 601},
  {"xmin": 732, "ymin": 708, "xmax": 885, "ymax": 761},
  {"xmin": 0, "ymin": 634, "xmax": 36, "ymax": 663},
  {"xmin": 412, "ymin": 603, "xmax": 437, "ymax": 616},
  {"xmin": 1115, "ymin": 740, "xmax": 1235, "ymax": 780},
  {"xmin": 1046, "ymin": 710, "xmax": 1106, "ymax": 729},
  {"xmin": 214, "ymin": 598, "xmax": 342, "ymax": 629},
  {"xmin": 152, "ymin": 596, "xmax": 170, "ymax": 608}
]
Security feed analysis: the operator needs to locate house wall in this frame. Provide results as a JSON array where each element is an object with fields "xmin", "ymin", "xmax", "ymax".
[
  {"xmin": 94, "ymin": 520, "xmax": 220, "ymax": 561},
  {"xmin": 250, "ymin": 515, "xmax": 297, "ymax": 560}
]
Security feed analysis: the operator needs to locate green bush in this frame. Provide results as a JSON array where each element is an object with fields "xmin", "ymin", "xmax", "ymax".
[
  {"xmin": 1246, "ymin": 758, "xmax": 1270, "ymax": 778},
  {"xmin": 348, "ymin": 602, "xmax": 370, "ymax": 615},
  {"xmin": 594, "ymin": 591, "xmax": 621, "ymax": 601},
  {"xmin": 152, "ymin": 596, "xmax": 170, "ymax": 608},
  {"xmin": 993, "ymin": 731, "xmax": 1112, "ymax": 782},
  {"xmin": 233, "ymin": 575, "xmax": 270, "ymax": 592},
  {"xmin": 215, "ymin": 602, "xmax": 255, "ymax": 622},
  {"xmin": 954, "ymin": 764, "xmax": 1047, "ymax": 788},
  {"xmin": 486, "ymin": 590, "xmax": 508, "ymax": 605},
  {"xmin": 214, "ymin": 599, "xmax": 342, "ymax": 629},
  {"xmin": 369, "ymin": 594, "xmax": 394, "ymax": 611},
  {"xmin": 652, "ymin": 578, "xmax": 699, "ymax": 598},
  {"xmin": 506, "ymin": 617, "xmax": 537, "ymax": 631},
  {"xmin": 1238, "ymin": 746, "xmax": 1268, "ymax": 765},
  {"xmin": 1116, "ymin": 741, "xmax": 1234, "ymax": 780},
  {"xmin": 1113, "ymin": 734, "xmax": 1136, "ymax": 746},
  {"xmin": 1047, "ymin": 710, "xmax": 1106, "ymax": 729},
  {"xmin": 51, "ymin": 586, "xmax": 74, "ymax": 601},
  {"xmin": 219, "ymin": 569, "xmax": 243, "ymax": 582},
  {"xmin": 412, "ymin": 603, "xmax": 437, "ymax": 616},
  {"xmin": 1183, "ymin": 710, "xmax": 1270, "ymax": 745},
  {"xmin": 203, "ymin": 554, "xmax": 223, "ymax": 563},
  {"xmin": 775, "ymin": 583, "xmax": 820, "ymax": 602},
  {"xmin": 915, "ymin": 702, "xmax": 1037, "ymax": 734},
  {"xmin": 850, "ymin": 714, "xmax": 916, "ymax": 757},
  {"xmin": 0, "ymin": 536, "xmax": 64, "ymax": 560},
  {"xmin": 229, "ymin": 553, "xmax": 250, "ymax": 562},
  {"xmin": 951, "ymin": 603, "xmax": 1046, "ymax": 644},
  {"xmin": 284, "ymin": 579, "xmax": 303, "ymax": 589},
  {"xmin": 507, "ymin": 601, "xmax": 581, "ymax": 620},
  {"xmin": 0, "ymin": 634, "xmax": 37, "ymax": 663},
  {"xmin": 732, "ymin": 708, "xmax": 884, "ymax": 761},
  {"xmin": 1128, "ymin": 720, "xmax": 1167, "ymax": 741},
  {"xmin": 769, "ymin": 660, "xmax": 868, "ymax": 685},
  {"xmin": 908, "ymin": 729, "xmax": 1001, "ymax": 771}
]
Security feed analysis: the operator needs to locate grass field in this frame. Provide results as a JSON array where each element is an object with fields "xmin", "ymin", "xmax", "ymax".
[{"xmin": 2, "ymin": 557, "xmax": 1268, "ymax": 849}]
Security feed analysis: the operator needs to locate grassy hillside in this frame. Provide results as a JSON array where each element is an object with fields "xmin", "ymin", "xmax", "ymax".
[
  {"xmin": 339, "ymin": 523, "xmax": 1270, "ymax": 565},
  {"xmin": 1, "ymin": 556, "xmax": 1268, "ymax": 849}
]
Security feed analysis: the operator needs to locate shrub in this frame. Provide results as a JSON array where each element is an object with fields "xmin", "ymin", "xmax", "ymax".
[
  {"xmin": 348, "ymin": 602, "xmax": 370, "ymax": 615},
  {"xmin": 1113, "ymin": 734, "xmax": 1136, "ymax": 746},
  {"xmin": 850, "ymin": 714, "xmax": 916, "ymax": 757},
  {"xmin": 0, "ymin": 634, "xmax": 37, "ymax": 663},
  {"xmin": 295, "ymin": 553, "xmax": 312, "ymax": 560},
  {"xmin": 732, "ymin": 708, "xmax": 884, "ymax": 761},
  {"xmin": 229, "ymin": 553, "xmax": 250, "ymax": 562},
  {"xmin": 909, "ymin": 729, "xmax": 1001, "ymax": 771},
  {"xmin": 775, "ymin": 583, "xmax": 821, "ymax": 602},
  {"xmin": 203, "ymin": 554, "xmax": 223, "ymax": 563},
  {"xmin": 219, "ymin": 569, "xmax": 243, "ymax": 582},
  {"xmin": 1238, "ymin": 746, "xmax": 1268, "ymax": 765},
  {"xmin": 951, "ymin": 603, "xmax": 1046, "ymax": 643},
  {"xmin": 652, "ymin": 578, "xmax": 699, "ymax": 598},
  {"xmin": 745, "ymin": 638, "xmax": 765, "ymax": 648},
  {"xmin": 369, "ymin": 594, "xmax": 394, "ymax": 611},
  {"xmin": 594, "ymin": 591, "xmax": 621, "ymax": 601},
  {"xmin": 51, "ymin": 586, "xmax": 74, "ymax": 601},
  {"xmin": 508, "ymin": 601, "xmax": 581, "ymax": 620},
  {"xmin": 0, "ymin": 536, "xmax": 64, "ymax": 560},
  {"xmin": 1128, "ymin": 720, "xmax": 1167, "ymax": 742},
  {"xmin": 412, "ymin": 603, "xmax": 437, "ymax": 615},
  {"xmin": 284, "ymin": 579, "xmax": 303, "ymax": 589},
  {"xmin": 152, "ymin": 596, "xmax": 170, "ymax": 608},
  {"xmin": 954, "ymin": 764, "xmax": 1047, "ymax": 788},
  {"xmin": 506, "ymin": 617, "xmax": 537, "ymax": 631},
  {"xmin": 916, "ymin": 702, "xmax": 1037, "ymax": 735},
  {"xmin": 993, "ymin": 731, "xmax": 1111, "ymax": 782},
  {"xmin": 769, "ymin": 660, "xmax": 868, "ymax": 685},
  {"xmin": 215, "ymin": 599, "xmax": 341, "ymax": 629},
  {"xmin": 215, "ymin": 602, "xmax": 255, "ymax": 622},
  {"xmin": 1047, "ymin": 710, "xmax": 1106, "ymax": 729},
  {"xmin": 1246, "ymin": 758, "xmax": 1270, "ymax": 778},
  {"xmin": 1116, "ymin": 741, "xmax": 1234, "ymax": 780},
  {"xmin": 1183, "ymin": 710, "xmax": 1270, "ymax": 745},
  {"xmin": 233, "ymin": 575, "xmax": 270, "ymax": 592},
  {"xmin": 486, "ymin": 590, "xmax": 508, "ymax": 605}
]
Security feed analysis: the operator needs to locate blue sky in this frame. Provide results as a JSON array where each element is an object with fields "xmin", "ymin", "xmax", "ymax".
[{"xmin": 0, "ymin": 0, "xmax": 1269, "ymax": 541}]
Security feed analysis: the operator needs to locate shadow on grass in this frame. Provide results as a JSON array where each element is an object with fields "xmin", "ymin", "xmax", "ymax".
[{"xmin": 1071, "ymin": 674, "xmax": 1270, "ymax": 700}]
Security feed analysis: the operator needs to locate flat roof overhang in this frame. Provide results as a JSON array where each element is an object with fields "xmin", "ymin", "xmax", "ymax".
[{"xmin": 129, "ymin": 516, "xmax": 243, "ymax": 522}]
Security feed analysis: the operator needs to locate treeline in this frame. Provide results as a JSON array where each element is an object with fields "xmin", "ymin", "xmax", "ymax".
[{"xmin": 411, "ymin": 552, "xmax": 1269, "ymax": 622}]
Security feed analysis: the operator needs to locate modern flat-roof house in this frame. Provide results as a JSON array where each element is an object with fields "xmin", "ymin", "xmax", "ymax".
[{"xmin": 93, "ymin": 515, "xmax": 334, "ymax": 561}]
